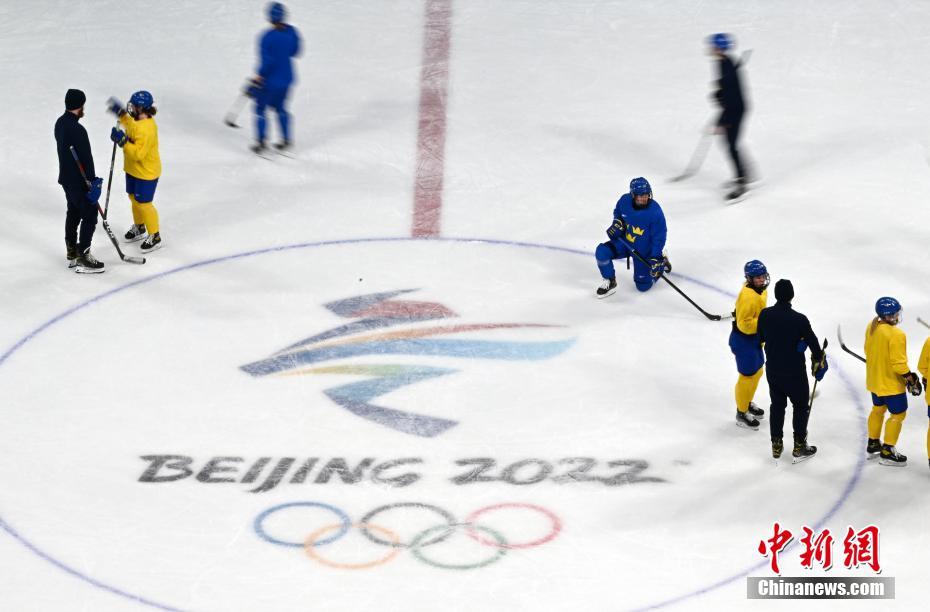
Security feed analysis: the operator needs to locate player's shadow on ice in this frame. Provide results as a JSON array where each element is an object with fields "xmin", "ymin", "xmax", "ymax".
[
  {"xmin": 172, "ymin": 94, "xmax": 416, "ymax": 156},
  {"xmin": 544, "ymin": 123, "xmax": 679, "ymax": 180}
]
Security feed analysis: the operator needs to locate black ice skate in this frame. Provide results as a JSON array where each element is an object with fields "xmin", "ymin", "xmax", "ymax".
[
  {"xmin": 725, "ymin": 180, "xmax": 748, "ymax": 204},
  {"xmin": 74, "ymin": 247, "xmax": 104, "ymax": 274},
  {"xmin": 124, "ymin": 223, "xmax": 147, "ymax": 243},
  {"xmin": 66, "ymin": 240, "xmax": 78, "ymax": 269},
  {"xmin": 735, "ymin": 410, "xmax": 760, "ymax": 430},
  {"xmin": 866, "ymin": 438, "xmax": 882, "ymax": 460},
  {"xmin": 771, "ymin": 438, "xmax": 784, "ymax": 459},
  {"xmin": 748, "ymin": 402, "xmax": 765, "ymax": 419},
  {"xmin": 596, "ymin": 277, "xmax": 617, "ymax": 298},
  {"xmin": 792, "ymin": 437, "xmax": 817, "ymax": 463},
  {"xmin": 879, "ymin": 444, "xmax": 907, "ymax": 467},
  {"xmin": 273, "ymin": 140, "xmax": 291, "ymax": 152},
  {"xmin": 140, "ymin": 232, "xmax": 162, "ymax": 252},
  {"xmin": 251, "ymin": 140, "xmax": 267, "ymax": 154}
]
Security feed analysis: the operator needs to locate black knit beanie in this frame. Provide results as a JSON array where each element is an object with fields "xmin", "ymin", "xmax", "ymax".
[
  {"xmin": 65, "ymin": 89, "xmax": 86, "ymax": 110},
  {"xmin": 774, "ymin": 279, "xmax": 794, "ymax": 303}
]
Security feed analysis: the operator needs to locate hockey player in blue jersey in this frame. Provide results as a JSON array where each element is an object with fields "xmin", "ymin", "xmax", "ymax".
[
  {"xmin": 251, "ymin": 2, "xmax": 302, "ymax": 154},
  {"xmin": 595, "ymin": 177, "xmax": 669, "ymax": 297}
]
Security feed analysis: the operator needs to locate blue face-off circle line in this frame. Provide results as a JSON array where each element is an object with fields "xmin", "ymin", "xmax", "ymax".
[{"xmin": 0, "ymin": 236, "xmax": 864, "ymax": 611}]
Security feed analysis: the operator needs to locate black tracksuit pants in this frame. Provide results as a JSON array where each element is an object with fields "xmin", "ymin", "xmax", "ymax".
[
  {"xmin": 766, "ymin": 368, "xmax": 810, "ymax": 442},
  {"xmin": 64, "ymin": 185, "xmax": 98, "ymax": 252},
  {"xmin": 724, "ymin": 116, "xmax": 746, "ymax": 182}
]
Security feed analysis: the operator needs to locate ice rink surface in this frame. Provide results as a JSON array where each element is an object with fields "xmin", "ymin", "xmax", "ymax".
[{"xmin": 1, "ymin": 1, "xmax": 930, "ymax": 610}]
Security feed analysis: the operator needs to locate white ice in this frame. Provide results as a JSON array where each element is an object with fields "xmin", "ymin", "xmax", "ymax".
[{"xmin": 1, "ymin": 1, "xmax": 930, "ymax": 611}]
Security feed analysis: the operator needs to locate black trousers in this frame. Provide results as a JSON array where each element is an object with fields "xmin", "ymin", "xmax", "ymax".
[
  {"xmin": 766, "ymin": 368, "xmax": 811, "ymax": 441},
  {"xmin": 63, "ymin": 185, "xmax": 98, "ymax": 252},
  {"xmin": 723, "ymin": 116, "xmax": 746, "ymax": 181}
]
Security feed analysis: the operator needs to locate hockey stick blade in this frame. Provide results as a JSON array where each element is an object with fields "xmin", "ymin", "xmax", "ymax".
[
  {"xmin": 657, "ymin": 272, "xmax": 731, "ymax": 321},
  {"xmin": 622, "ymin": 245, "xmax": 730, "ymax": 321},
  {"xmin": 223, "ymin": 92, "xmax": 249, "ymax": 128},
  {"xmin": 836, "ymin": 325, "xmax": 866, "ymax": 364},
  {"xmin": 100, "ymin": 216, "xmax": 145, "ymax": 264},
  {"xmin": 917, "ymin": 317, "xmax": 930, "ymax": 330},
  {"xmin": 670, "ymin": 131, "xmax": 712, "ymax": 183}
]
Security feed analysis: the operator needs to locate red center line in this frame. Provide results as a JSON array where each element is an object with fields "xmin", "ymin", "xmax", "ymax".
[{"xmin": 412, "ymin": 0, "xmax": 452, "ymax": 238}]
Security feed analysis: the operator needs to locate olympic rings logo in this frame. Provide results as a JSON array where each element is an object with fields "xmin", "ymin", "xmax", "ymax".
[{"xmin": 253, "ymin": 501, "xmax": 562, "ymax": 570}]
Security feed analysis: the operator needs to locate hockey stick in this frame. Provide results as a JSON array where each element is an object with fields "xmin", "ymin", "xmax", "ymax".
[
  {"xmin": 838, "ymin": 324, "xmax": 924, "ymax": 397},
  {"xmin": 69, "ymin": 146, "xmax": 145, "ymax": 265},
  {"xmin": 808, "ymin": 338, "xmax": 828, "ymax": 411},
  {"xmin": 917, "ymin": 317, "xmax": 930, "ymax": 330},
  {"xmin": 836, "ymin": 325, "xmax": 865, "ymax": 363},
  {"xmin": 669, "ymin": 125, "xmax": 713, "ymax": 182},
  {"xmin": 624, "ymin": 243, "xmax": 731, "ymax": 321},
  {"xmin": 224, "ymin": 77, "xmax": 260, "ymax": 128},
  {"xmin": 102, "ymin": 121, "xmax": 119, "ymax": 220},
  {"xmin": 223, "ymin": 93, "xmax": 249, "ymax": 128}
]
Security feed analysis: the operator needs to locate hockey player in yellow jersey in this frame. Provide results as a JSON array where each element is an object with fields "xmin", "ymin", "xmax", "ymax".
[
  {"xmin": 728, "ymin": 260, "xmax": 769, "ymax": 429},
  {"xmin": 864, "ymin": 297, "xmax": 923, "ymax": 466},
  {"xmin": 106, "ymin": 91, "xmax": 163, "ymax": 252},
  {"xmin": 917, "ymin": 331, "xmax": 930, "ymax": 470}
]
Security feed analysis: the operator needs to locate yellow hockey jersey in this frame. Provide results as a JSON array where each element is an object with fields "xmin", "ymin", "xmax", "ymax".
[
  {"xmin": 917, "ymin": 336, "xmax": 930, "ymax": 386},
  {"xmin": 734, "ymin": 285, "xmax": 767, "ymax": 336},
  {"xmin": 864, "ymin": 318, "xmax": 910, "ymax": 396},
  {"xmin": 119, "ymin": 114, "xmax": 161, "ymax": 180}
]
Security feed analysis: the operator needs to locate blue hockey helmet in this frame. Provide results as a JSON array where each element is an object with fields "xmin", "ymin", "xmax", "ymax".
[
  {"xmin": 710, "ymin": 33, "xmax": 732, "ymax": 52},
  {"xmin": 268, "ymin": 2, "xmax": 286, "ymax": 23},
  {"xmin": 129, "ymin": 90, "xmax": 154, "ymax": 109},
  {"xmin": 744, "ymin": 259, "xmax": 770, "ymax": 288},
  {"xmin": 875, "ymin": 296, "xmax": 902, "ymax": 319},
  {"xmin": 744, "ymin": 259, "xmax": 767, "ymax": 277},
  {"xmin": 629, "ymin": 177, "xmax": 652, "ymax": 197}
]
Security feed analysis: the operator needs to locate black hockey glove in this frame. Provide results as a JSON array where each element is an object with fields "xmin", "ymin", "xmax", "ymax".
[{"xmin": 904, "ymin": 372, "xmax": 923, "ymax": 396}]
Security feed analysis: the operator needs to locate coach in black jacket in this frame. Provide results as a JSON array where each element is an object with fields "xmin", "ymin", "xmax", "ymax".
[
  {"xmin": 54, "ymin": 88, "xmax": 103, "ymax": 271},
  {"xmin": 757, "ymin": 280, "xmax": 827, "ymax": 460}
]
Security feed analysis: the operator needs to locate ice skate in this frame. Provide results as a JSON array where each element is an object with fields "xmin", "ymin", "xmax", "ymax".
[
  {"xmin": 866, "ymin": 438, "xmax": 882, "ymax": 460},
  {"xmin": 725, "ymin": 181, "xmax": 748, "ymax": 204},
  {"xmin": 124, "ymin": 223, "xmax": 147, "ymax": 243},
  {"xmin": 791, "ymin": 437, "xmax": 817, "ymax": 463},
  {"xmin": 66, "ymin": 240, "xmax": 78, "ymax": 269},
  {"xmin": 771, "ymin": 438, "xmax": 783, "ymax": 459},
  {"xmin": 748, "ymin": 401, "xmax": 765, "ymax": 419},
  {"xmin": 596, "ymin": 277, "xmax": 617, "ymax": 298},
  {"xmin": 879, "ymin": 444, "xmax": 906, "ymax": 467},
  {"xmin": 74, "ymin": 247, "xmax": 104, "ymax": 274},
  {"xmin": 140, "ymin": 232, "xmax": 162, "ymax": 253},
  {"xmin": 735, "ymin": 410, "xmax": 759, "ymax": 430}
]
